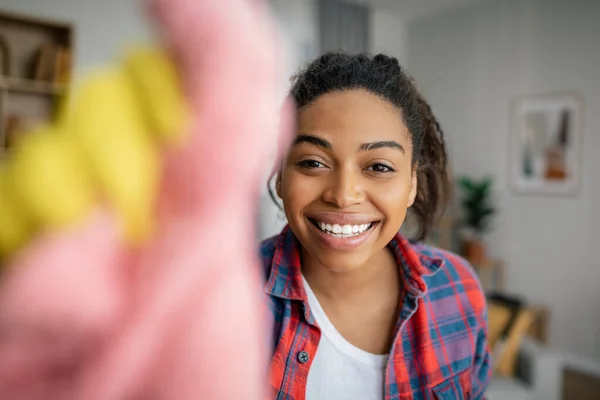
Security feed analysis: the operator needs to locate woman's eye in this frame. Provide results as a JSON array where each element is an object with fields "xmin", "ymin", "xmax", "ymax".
[
  {"xmin": 297, "ymin": 159, "xmax": 325, "ymax": 169},
  {"xmin": 367, "ymin": 163, "xmax": 394, "ymax": 173}
]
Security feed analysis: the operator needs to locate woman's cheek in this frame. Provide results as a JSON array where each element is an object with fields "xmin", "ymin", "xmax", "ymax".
[
  {"xmin": 281, "ymin": 169, "xmax": 311, "ymax": 209},
  {"xmin": 284, "ymin": 167, "xmax": 317, "ymax": 194},
  {"xmin": 368, "ymin": 176, "xmax": 413, "ymax": 217}
]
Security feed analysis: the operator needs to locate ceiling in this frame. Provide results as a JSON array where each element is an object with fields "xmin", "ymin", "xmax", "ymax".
[{"xmin": 346, "ymin": 0, "xmax": 481, "ymax": 20}]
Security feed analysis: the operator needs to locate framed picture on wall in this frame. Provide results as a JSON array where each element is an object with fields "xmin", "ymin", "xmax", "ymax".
[{"xmin": 510, "ymin": 92, "xmax": 583, "ymax": 195}]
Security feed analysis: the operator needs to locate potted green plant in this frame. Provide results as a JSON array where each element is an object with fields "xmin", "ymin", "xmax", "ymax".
[{"xmin": 458, "ymin": 175, "xmax": 495, "ymax": 264}]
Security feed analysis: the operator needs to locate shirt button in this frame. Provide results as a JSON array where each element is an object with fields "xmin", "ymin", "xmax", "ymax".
[{"xmin": 297, "ymin": 350, "xmax": 310, "ymax": 364}]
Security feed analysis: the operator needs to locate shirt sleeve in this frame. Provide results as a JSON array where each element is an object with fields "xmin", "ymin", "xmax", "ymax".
[{"xmin": 472, "ymin": 301, "xmax": 492, "ymax": 399}]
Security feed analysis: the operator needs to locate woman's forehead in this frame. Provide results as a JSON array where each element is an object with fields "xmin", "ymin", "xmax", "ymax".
[{"xmin": 296, "ymin": 89, "xmax": 411, "ymax": 146}]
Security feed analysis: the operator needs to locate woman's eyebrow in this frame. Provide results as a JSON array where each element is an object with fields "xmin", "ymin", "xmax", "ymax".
[
  {"xmin": 293, "ymin": 135, "xmax": 405, "ymax": 154},
  {"xmin": 360, "ymin": 141, "xmax": 405, "ymax": 154},
  {"xmin": 292, "ymin": 134, "xmax": 332, "ymax": 150}
]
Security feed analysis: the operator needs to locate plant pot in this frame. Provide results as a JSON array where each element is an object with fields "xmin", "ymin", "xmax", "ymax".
[{"xmin": 463, "ymin": 239, "xmax": 486, "ymax": 265}]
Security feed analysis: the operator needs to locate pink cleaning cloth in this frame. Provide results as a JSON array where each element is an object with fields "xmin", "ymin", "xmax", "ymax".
[{"xmin": 0, "ymin": 0, "xmax": 292, "ymax": 398}]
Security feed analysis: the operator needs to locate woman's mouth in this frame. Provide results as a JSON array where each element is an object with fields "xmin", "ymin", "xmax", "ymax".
[{"xmin": 307, "ymin": 218, "xmax": 377, "ymax": 238}]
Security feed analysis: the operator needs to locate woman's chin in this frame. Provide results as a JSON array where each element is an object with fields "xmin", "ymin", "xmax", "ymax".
[{"xmin": 311, "ymin": 251, "xmax": 371, "ymax": 274}]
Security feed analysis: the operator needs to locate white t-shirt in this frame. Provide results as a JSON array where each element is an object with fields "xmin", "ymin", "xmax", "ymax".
[{"xmin": 302, "ymin": 276, "xmax": 389, "ymax": 400}]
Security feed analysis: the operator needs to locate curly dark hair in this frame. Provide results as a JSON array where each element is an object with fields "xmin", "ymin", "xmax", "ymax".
[{"xmin": 269, "ymin": 52, "xmax": 449, "ymax": 242}]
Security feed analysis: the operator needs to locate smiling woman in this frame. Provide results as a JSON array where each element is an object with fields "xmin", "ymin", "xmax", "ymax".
[
  {"xmin": 280, "ymin": 88, "xmax": 416, "ymax": 271},
  {"xmin": 262, "ymin": 52, "xmax": 491, "ymax": 400}
]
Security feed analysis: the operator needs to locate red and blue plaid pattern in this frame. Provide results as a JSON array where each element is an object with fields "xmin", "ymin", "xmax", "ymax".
[{"xmin": 261, "ymin": 226, "xmax": 490, "ymax": 400}]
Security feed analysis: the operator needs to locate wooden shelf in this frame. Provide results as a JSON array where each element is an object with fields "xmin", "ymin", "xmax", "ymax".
[
  {"xmin": 0, "ymin": 76, "xmax": 67, "ymax": 96},
  {"xmin": 0, "ymin": 10, "xmax": 72, "ymax": 31},
  {"xmin": 0, "ymin": 10, "xmax": 74, "ymax": 152}
]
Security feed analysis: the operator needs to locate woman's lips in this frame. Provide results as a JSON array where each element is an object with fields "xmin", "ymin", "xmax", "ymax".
[
  {"xmin": 306, "ymin": 215, "xmax": 379, "ymax": 251},
  {"xmin": 305, "ymin": 212, "xmax": 377, "ymax": 226}
]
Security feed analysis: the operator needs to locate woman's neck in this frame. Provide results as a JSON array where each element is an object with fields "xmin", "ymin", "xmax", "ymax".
[
  {"xmin": 301, "ymin": 246, "xmax": 401, "ymax": 305},
  {"xmin": 301, "ymin": 246, "xmax": 402, "ymax": 354}
]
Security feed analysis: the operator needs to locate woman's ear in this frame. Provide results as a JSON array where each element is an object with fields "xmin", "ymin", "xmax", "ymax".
[
  {"xmin": 408, "ymin": 168, "xmax": 418, "ymax": 208},
  {"xmin": 275, "ymin": 173, "xmax": 282, "ymax": 198}
]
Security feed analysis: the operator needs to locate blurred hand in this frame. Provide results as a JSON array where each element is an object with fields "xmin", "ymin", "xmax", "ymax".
[{"xmin": 0, "ymin": 0, "xmax": 291, "ymax": 398}]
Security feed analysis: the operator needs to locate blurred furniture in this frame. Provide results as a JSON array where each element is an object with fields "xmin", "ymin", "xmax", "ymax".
[
  {"xmin": 488, "ymin": 296, "xmax": 538, "ymax": 377},
  {"xmin": 0, "ymin": 10, "xmax": 73, "ymax": 154},
  {"xmin": 487, "ymin": 294, "xmax": 599, "ymax": 399},
  {"xmin": 488, "ymin": 302, "xmax": 512, "ymax": 349},
  {"xmin": 472, "ymin": 258, "xmax": 505, "ymax": 293},
  {"xmin": 487, "ymin": 338, "xmax": 600, "ymax": 400},
  {"xmin": 494, "ymin": 307, "xmax": 536, "ymax": 377}
]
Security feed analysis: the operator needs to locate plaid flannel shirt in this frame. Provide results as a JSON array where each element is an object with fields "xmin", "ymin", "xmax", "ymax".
[{"xmin": 261, "ymin": 226, "xmax": 490, "ymax": 400}]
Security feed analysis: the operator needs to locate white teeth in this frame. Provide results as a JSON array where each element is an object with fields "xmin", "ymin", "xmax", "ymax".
[{"xmin": 315, "ymin": 221, "xmax": 373, "ymax": 237}]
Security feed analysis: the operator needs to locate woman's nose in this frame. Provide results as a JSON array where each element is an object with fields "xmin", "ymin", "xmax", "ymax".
[{"xmin": 322, "ymin": 168, "xmax": 365, "ymax": 209}]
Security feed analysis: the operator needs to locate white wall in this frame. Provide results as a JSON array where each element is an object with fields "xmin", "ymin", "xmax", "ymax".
[
  {"xmin": 369, "ymin": 8, "xmax": 407, "ymax": 66},
  {"xmin": 406, "ymin": 0, "xmax": 600, "ymax": 358},
  {"xmin": 0, "ymin": 0, "xmax": 152, "ymax": 76},
  {"xmin": 268, "ymin": 0, "xmax": 320, "ymax": 74}
]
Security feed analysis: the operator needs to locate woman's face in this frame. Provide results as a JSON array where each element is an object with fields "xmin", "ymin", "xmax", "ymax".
[{"xmin": 277, "ymin": 89, "xmax": 417, "ymax": 272}]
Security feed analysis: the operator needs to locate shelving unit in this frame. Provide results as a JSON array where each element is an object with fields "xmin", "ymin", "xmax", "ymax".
[
  {"xmin": 0, "ymin": 10, "xmax": 74, "ymax": 154},
  {"xmin": 0, "ymin": 76, "xmax": 67, "ymax": 95}
]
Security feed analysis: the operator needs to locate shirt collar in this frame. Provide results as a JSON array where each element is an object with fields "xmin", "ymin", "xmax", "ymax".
[{"xmin": 264, "ymin": 225, "xmax": 444, "ymax": 301}]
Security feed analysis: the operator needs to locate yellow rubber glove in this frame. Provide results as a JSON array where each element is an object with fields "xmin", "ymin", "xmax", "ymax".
[
  {"xmin": 0, "ymin": 167, "xmax": 34, "ymax": 257},
  {"xmin": 65, "ymin": 67, "xmax": 160, "ymax": 243},
  {"xmin": 0, "ymin": 46, "xmax": 188, "ymax": 258},
  {"xmin": 123, "ymin": 47, "xmax": 190, "ymax": 145},
  {"xmin": 8, "ymin": 128, "xmax": 96, "ymax": 230}
]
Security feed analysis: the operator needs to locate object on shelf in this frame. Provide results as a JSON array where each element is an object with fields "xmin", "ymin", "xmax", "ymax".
[
  {"xmin": 0, "ymin": 10, "xmax": 73, "ymax": 152},
  {"xmin": 0, "ymin": 33, "xmax": 9, "ymax": 76},
  {"xmin": 3, "ymin": 115, "xmax": 39, "ymax": 149},
  {"xmin": 53, "ymin": 46, "xmax": 71, "ymax": 84},
  {"xmin": 33, "ymin": 42, "xmax": 55, "ymax": 81},
  {"xmin": 30, "ymin": 43, "xmax": 72, "ymax": 84}
]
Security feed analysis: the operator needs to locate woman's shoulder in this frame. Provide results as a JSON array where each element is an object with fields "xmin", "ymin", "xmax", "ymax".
[
  {"xmin": 411, "ymin": 241, "xmax": 487, "ymax": 313},
  {"xmin": 412, "ymin": 242, "xmax": 477, "ymax": 278},
  {"xmin": 258, "ymin": 233, "xmax": 283, "ymax": 278},
  {"xmin": 259, "ymin": 234, "xmax": 279, "ymax": 259}
]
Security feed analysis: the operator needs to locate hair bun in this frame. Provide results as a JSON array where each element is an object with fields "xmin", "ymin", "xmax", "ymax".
[{"xmin": 373, "ymin": 54, "xmax": 401, "ymax": 73}]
